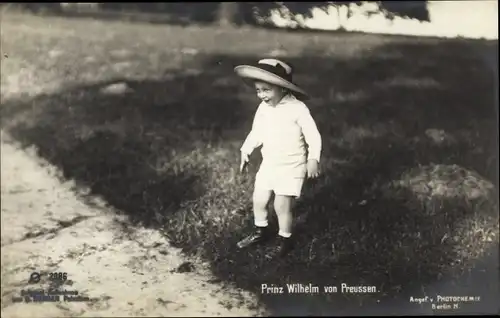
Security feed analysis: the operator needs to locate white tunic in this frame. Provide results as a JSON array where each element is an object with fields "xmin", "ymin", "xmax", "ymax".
[{"xmin": 240, "ymin": 94, "xmax": 322, "ymax": 179}]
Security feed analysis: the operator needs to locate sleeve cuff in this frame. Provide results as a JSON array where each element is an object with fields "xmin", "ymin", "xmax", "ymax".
[{"xmin": 307, "ymin": 152, "xmax": 321, "ymax": 163}]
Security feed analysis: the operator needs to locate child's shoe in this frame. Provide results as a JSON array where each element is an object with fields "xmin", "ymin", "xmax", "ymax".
[
  {"xmin": 270, "ymin": 235, "xmax": 294, "ymax": 258},
  {"xmin": 237, "ymin": 226, "xmax": 271, "ymax": 248}
]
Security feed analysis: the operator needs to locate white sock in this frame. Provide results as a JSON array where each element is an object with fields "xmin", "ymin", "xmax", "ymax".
[
  {"xmin": 255, "ymin": 220, "xmax": 268, "ymax": 227},
  {"xmin": 278, "ymin": 230, "xmax": 292, "ymax": 238}
]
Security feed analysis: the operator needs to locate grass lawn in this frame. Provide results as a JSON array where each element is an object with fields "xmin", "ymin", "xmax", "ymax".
[{"xmin": 1, "ymin": 12, "xmax": 498, "ymax": 315}]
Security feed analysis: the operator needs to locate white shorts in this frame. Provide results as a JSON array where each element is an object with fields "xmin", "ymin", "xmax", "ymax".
[{"xmin": 254, "ymin": 166, "xmax": 305, "ymax": 198}]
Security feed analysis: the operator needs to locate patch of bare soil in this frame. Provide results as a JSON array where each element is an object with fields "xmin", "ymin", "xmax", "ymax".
[{"xmin": 1, "ymin": 133, "xmax": 264, "ymax": 317}]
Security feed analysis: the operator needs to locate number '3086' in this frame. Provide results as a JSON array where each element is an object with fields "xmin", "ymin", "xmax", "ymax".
[{"xmin": 49, "ymin": 272, "xmax": 67, "ymax": 281}]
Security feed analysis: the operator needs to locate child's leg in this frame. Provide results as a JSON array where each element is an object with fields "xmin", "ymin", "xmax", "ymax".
[
  {"xmin": 274, "ymin": 195, "xmax": 295, "ymax": 237},
  {"xmin": 237, "ymin": 188, "xmax": 273, "ymax": 249},
  {"xmin": 271, "ymin": 194, "xmax": 296, "ymax": 257},
  {"xmin": 253, "ymin": 188, "xmax": 273, "ymax": 227},
  {"xmin": 270, "ymin": 176, "xmax": 303, "ymax": 257}
]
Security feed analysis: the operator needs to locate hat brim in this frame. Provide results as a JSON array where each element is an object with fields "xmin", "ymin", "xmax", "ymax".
[{"xmin": 234, "ymin": 65, "xmax": 309, "ymax": 99}]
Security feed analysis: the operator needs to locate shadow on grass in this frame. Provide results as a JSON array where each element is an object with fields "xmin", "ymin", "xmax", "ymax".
[
  {"xmin": 1, "ymin": 39, "xmax": 498, "ymax": 315},
  {"xmin": 0, "ymin": 68, "xmax": 254, "ymax": 228}
]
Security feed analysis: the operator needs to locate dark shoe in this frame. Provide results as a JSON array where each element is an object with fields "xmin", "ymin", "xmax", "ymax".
[
  {"xmin": 269, "ymin": 236, "xmax": 294, "ymax": 258},
  {"xmin": 237, "ymin": 226, "xmax": 270, "ymax": 249}
]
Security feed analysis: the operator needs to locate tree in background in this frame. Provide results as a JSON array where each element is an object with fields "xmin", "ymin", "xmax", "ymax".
[
  {"xmin": 247, "ymin": 1, "xmax": 360, "ymax": 29},
  {"xmin": 377, "ymin": 1, "xmax": 430, "ymax": 21},
  {"xmin": 242, "ymin": 1, "xmax": 430, "ymax": 29}
]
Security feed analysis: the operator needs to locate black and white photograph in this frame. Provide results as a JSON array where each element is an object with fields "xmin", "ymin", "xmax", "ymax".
[{"xmin": 1, "ymin": 1, "xmax": 498, "ymax": 316}]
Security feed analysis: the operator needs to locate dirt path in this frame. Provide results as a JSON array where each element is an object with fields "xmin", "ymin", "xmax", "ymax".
[{"xmin": 0, "ymin": 131, "xmax": 264, "ymax": 317}]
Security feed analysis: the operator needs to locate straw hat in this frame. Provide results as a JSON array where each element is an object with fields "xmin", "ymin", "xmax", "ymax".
[{"xmin": 234, "ymin": 58, "xmax": 308, "ymax": 99}]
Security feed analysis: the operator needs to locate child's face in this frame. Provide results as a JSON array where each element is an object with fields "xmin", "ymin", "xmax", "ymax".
[{"xmin": 254, "ymin": 81, "xmax": 286, "ymax": 106}]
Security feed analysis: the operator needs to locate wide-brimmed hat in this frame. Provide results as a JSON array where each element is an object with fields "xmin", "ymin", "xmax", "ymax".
[{"xmin": 234, "ymin": 58, "xmax": 308, "ymax": 99}]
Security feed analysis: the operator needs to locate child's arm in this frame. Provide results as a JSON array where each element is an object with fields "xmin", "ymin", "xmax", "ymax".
[
  {"xmin": 297, "ymin": 105, "xmax": 322, "ymax": 164},
  {"xmin": 297, "ymin": 105, "xmax": 322, "ymax": 178},
  {"xmin": 240, "ymin": 105, "xmax": 264, "ymax": 156}
]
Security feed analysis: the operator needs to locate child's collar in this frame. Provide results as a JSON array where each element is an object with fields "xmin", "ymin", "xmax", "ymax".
[{"xmin": 276, "ymin": 93, "xmax": 296, "ymax": 105}]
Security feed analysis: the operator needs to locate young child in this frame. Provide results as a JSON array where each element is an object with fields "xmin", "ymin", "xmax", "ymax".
[{"xmin": 234, "ymin": 58, "xmax": 322, "ymax": 258}]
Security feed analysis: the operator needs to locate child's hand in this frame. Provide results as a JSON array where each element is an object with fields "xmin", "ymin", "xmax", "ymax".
[
  {"xmin": 240, "ymin": 152, "xmax": 250, "ymax": 173},
  {"xmin": 307, "ymin": 159, "xmax": 320, "ymax": 178}
]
